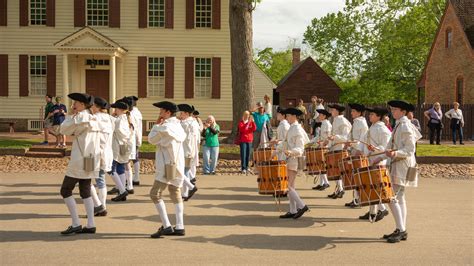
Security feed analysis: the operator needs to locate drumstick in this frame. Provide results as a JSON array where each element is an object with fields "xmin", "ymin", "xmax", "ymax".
[{"xmin": 366, "ymin": 149, "xmax": 398, "ymax": 157}]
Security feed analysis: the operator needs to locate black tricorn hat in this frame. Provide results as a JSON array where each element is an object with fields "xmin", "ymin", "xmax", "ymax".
[
  {"xmin": 153, "ymin": 101, "xmax": 179, "ymax": 113},
  {"xmin": 328, "ymin": 103, "xmax": 345, "ymax": 112},
  {"xmin": 120, "ymin": 96, "xmax": 135, "ymax": 109},
  {"xmin": 283, "ymin": 107, "xmax": 303, "ymax": 116},
  {"xmin": 349, "ymin": 103, "xmax": 365, "ymax": 112},
  {"xmin": 68, "ymin": 93, "xmax": 94, "ymax": 105},
  {"xmin": 177, "ymin": 104, "xmax": 194, "ymax": 113},
  {"xmin": 192, "ymin": 110, "xmax": 200, "ymax": 116},
  {"xmin": 94, "ymin": 97, "xmax": 110, "ymax": 109},
  {"xmin": 276, "ymin": 107, "xmax": 285, "ymax": 114},
  {"xmin": 365, "ymin": 107, "xmax": 389, "ymax": 117},
  {"xmin": 387, "ymin": 100, "xmax": 415, "ymax": 112},
  {"xmin": 316, "ymin": 109, "xmax": 331, "ymax": 117},
  {"xmin": 111, "ymin": 101, "xmax": 129, "ymax": 110}
]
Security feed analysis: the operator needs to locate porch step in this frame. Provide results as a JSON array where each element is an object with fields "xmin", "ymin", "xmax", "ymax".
[
  {"xmin": 29, "ymin": 145, "xmax": 67, "ymax": 154},
  {"xmin": 25, "ymin": 151, "xmax": 65, "ymax": 158}
]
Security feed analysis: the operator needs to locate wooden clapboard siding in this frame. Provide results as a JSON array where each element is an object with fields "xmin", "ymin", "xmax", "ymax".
[{"xmin": 0, "ymin": 0, "xmax": 251, "ymax": 123}]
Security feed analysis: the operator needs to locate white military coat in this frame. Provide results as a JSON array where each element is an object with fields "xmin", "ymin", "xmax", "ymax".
[
  {"xmin": 112, "ymin": 114, "xmax": 133, "ymax": 164},
  {"xmin": 330, "ymin": 115, "xmax": 352, "ymax": 151},
  {"xmin": 281, "ymin": 121, "xmax": 310, "ymax": 171},
  {"xmin": 181, "ymin": 116, "xmax": 201, "ymax": 168},
  {"xmin": 359, "ymin": 121, "xmax": 391, "ymax": 165},
  {"xmin": 148, "ymin": 117, "xmax": 187, "ymax": 187},
  {"xmin": 385, "ymin": 116, "xmax": 422, "ymax": 187},
  {"xmin": 60, "ymin": 110, "xmax": 101, "ymax": 179},
  {"xmin": 96, "ymin": 112, "xmax": 115, "ymax": 172}
]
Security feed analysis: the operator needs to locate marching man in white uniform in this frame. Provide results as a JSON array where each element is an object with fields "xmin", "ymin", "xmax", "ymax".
[
  {"xmin": 325, "ymin": 104, "xmax": 352, "ymax": 199},
  {"xmin": 148, "ymin": 101, "xmax": 187, "ymax": 238},
  {"xmin": 127, "ymin": 96, "xmax": 143, "ymax": 186},
  {"xmin": 310, "ymin": 109, "xmax": 332, "ymax": 191},
  {"xmin": 356, "ymin": 107, "xmax": 391, "ymax": 222},
  {"xmin": 381, "ymin": 100, "xmax": 422, "ymax": 243},
  {"xmin": 270, "ymin": 107, "xmax": 290, "ymax": 161},
  {"xmin": 178, "ymin": 104, "xmax": 199, "ymax": 201},
  {"xmin": 278, "ymin": 108, "xmax": 310, "ymax": 219},
  {"xmin": 59, "ymin": 93, "xmax": 101, "ymax": 235},
  {"xmin": 345, "ymin": 103, "xmax": 369, "ymax": 208},
  {"xmin": 89, "ymin": 97, "xmax": 114, "ymax": 216}
]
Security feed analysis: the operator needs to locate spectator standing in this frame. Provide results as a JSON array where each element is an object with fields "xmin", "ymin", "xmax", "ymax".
[
  {"xmin": 424, "ymin": 102, "xmax": 443, "ymax": 145},
  {"xmin": 295, "ymin": 99, "xmax": 308, "ymax": 126},
  {"xmin": 445, "ymin": 102, "xmax": 464, "ymax": 145},
  {"xmin": 202, "ymin": 115, "xmax": 220, "ymax": 175},
  {"xmin": 264, "ymin": 95, "xmax": 272, "ymax": 118},
  {"xmin": 407, "ymin": 111, "xmax": 421, "ymax": 133},
  {"xmin": 251, "ymin": 102, "xmax": 271, "ymax": 149},
  {"xmin": 237, "ymin": 111, "xmax": 256, "ymax": 174},
  {"xmin": 51, "ymin": 96, "xmax": 67, "ymax": 148},
  {"xmin": 41, "ymin": 95, "xmax": 54, "ymax": 145}
]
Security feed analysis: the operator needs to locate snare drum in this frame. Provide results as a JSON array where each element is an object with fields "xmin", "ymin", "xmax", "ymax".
[
  {"xmin": 256, "ymin": 160, "xmax": 288, "ymax": 195},
  {"xmin": 325, "ymin": 150, "xmax": 349, "ymax": 180},
  {"xmin": 253, "ymin": 147, "xmax": 275, "ymax": 165},
  {"xmin": 305, "ymin": 147, "xmax": 328, "ymax": 175},
  {"xmin": 340, "ymin": 155, "xmax": 369, "ymax": 190},
  {"xmin": 353, "ymin": 165, "xmax": 394, "ymax": 206}
]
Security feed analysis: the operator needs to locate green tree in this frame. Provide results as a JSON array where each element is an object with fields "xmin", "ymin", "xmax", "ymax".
[{"xmin": 254, "ymin": 47, "xmax": 293, "ymax": 84}]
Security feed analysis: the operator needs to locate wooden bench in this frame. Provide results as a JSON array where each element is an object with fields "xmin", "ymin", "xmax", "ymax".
[{"xmin": 0, "ymin": 121, "xmax": 16, "ymax": 133}]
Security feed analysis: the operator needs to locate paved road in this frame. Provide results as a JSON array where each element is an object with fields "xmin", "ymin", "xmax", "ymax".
[{"xmin": 0, "ymin": 173, "xmax": 472, "ymax": 265}]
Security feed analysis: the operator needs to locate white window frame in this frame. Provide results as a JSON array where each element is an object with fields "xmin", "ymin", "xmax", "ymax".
[
  {"xmin": 148, "ymin": 57, "xmax": 166, "ymax": 97},
  {"xmin": 195, "ymin": 0, "xmax": 212, "ymax": 28},
  {"xmin": 30, "ymin": 0, "xmax": 47, "ymax": 26},
  {"xmin": 194, "ymin": 58, "xmax": 212, "ymax": 98},
  {"xmin": 148, "ymin": 0, "xmax": 165, "ymax": 28},
  {"xmin": 29, "ymin": 55, "xmax": 47, "ymax": 96},
  {"xmin": 86, "ymin": 0, "xmax": 109, "ymax": 27}
]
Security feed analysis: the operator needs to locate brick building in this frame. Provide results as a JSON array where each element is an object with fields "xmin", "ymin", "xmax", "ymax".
[
  {"xmin": 274, "ymin": 48, "xmax": 341, "ymax": 107},
  {"xmin": 417, "ymin": 0, "xmax": 474, "ymax": 105}
]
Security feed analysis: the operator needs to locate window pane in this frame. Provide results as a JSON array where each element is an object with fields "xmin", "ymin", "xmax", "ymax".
[
  {"xmin": 148, "ymin": 57, "xmax": 165, "ymax": 97},
  {"xmin": 87, "ymin": 0, "xmax": 109, "ymax": 26},
  {"xmin": 30, "ymin": 55, "xmax": 47, "ymax": 96},
  {"xmin": 195, "ymin": 0, "xmax": 212, "ymax": 28}
]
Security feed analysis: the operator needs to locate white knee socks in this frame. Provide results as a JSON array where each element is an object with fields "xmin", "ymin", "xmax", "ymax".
[
  {"xmin": 336, "ymin": 180, "xmax": 343, "ymax": 192},
  {"xmin": 287, "ymin": 191, "xmax": 297, "ymax": 214},
  {"xmin": 90, "ymin": 185, "xmax": 101, "ymax": 207},
  {"xmin": 379, "ymin": 204, "xmax": 387, "ymax": 212},
  {"xmin": 288, "ymin": 188, "xmax": 305, "ymax": 210},
  {"xmin": 64, "ymin": 196, "xmax": 80, "ymax": 227},
  {"xmin": 133, "ymin": 161, "xmax": 140, "ymax": 182},
  {"xmin": 389, "ymin": 202, "xmax": 405, "ymax": 232},
  {"xmin": 125, "ymin": 165, "xmax": 133, "ymax": 190},
  {"xmin": 369, "ymin": 205, "xmax": 377, "ymax": 215},
  {"xmin": 98, "ymin": 187, "xmax": 107, "ymax": 209},
  {"xmin": 175, "ymin": 203, "xmax": 184, "ymax": 230},
  {"xmin": 155, "ymin": 200, "xmax": 171, "ymax": 228},
  {"xmin": 181, "ymin": 178, "xmax": 195, "ymax": 197},
  {"xmin": 322, "ymin": 174, "xmax": 329, "ymax": 185},
  {"xmin": 398, "ymin": 195, "xmax": 407, "ymax": 228},
  {"xmin": 111, "ymin": 173, "xmax": 126, "ymax": 193},
  {"xmin": 83, "ymin": 197, "xmax": 95, "ymax": 228}
]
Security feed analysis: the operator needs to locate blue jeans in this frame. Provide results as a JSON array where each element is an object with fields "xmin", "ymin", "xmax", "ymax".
[
  {"xmin": 452, "ymin": 125, "xmax": 464, "ymax": 144},
  {"xmin": 96, "ymin": 169, "xmax": 106, "ymax": 189},
  {"xmin": 203, "ymin": 146, "xmax": 219, "ymax": 174},
  {"xmin": 240, "ymin": 142, "xmax": 252, "ymax": 170}
]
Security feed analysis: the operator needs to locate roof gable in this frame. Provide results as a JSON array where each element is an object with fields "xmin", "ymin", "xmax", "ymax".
[{"xmin": 451, "ymin": 0, "xmax": 474, "ymax": 47}]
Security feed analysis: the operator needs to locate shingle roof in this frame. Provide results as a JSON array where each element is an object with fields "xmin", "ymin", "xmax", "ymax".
[{"xmin": 451, "ymin": 0, "xmax": 474, "ymax": 48}]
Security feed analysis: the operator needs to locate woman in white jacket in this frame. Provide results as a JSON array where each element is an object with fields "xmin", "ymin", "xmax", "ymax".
[
  {"xmin": 59, "ymin": 93, "xmax": 101, "ymax": 235},
  {"xmin": 310, "ymin": 109, "xmax": 332, "ymax": 191},
  {"xmin": 109, "ymin": 101, "xmax": 134, "ymax": 202},
  {"xmin": 178, "ymin": 104, "xmax": 199, "ymax": 201},
  {"xmin": 383, "ymin": 100, "xmax": 422, "ymax": 243},
  {"xmin": 89, "ymin": 97, "xmax": 114, "ymax": 216},
  {"xmin": 278, "ymin": 108, "xmax": 310, "ymax": 220}
]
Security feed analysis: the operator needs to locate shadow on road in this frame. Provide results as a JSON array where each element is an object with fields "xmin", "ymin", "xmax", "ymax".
[
  {"xmin": 0, "ymin": 230, "xmax": 149, "ymax": 243},
  {"xmin": 174, "ymin": 234, "xmax": 385, "ymax": 251}
]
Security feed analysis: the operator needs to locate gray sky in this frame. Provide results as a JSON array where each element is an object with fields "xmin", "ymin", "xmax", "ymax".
[{"xmin": 253, "ymin": 0, "xmax": 345, "ymax": 51}]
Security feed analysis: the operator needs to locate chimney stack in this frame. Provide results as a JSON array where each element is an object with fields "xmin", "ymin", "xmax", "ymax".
[{"xmin": 292, "ymin": 48, "xmax": 301, "ymax": 67}]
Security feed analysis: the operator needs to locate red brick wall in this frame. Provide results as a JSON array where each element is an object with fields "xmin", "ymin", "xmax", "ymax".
[
  {"xmin": 276, "ymin": 58, "xmax": 341, "ymax": 107},
  {"xmin": 425, "ymin": 3, "xmax": 474, "ymax": 104}
]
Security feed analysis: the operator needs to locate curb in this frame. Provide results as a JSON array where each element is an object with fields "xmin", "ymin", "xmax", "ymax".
[
  {"xmin": 0, "ymin": 148, "xmax": 27, "ymax": 156},
  {"xmin": 416, "ymin": 156, "xmax": 474, "ymax": 164}
]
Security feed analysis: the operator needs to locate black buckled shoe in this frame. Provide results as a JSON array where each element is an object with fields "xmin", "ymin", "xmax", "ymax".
[
  {"xmin": 337, "ymin": 191, "xmax": 345, "ymax": 198},
  {"xmin": 111, "ymin": 191, "xmax": 128, "ymax": 202},
  {"xmin": 383, "ymin": 229, "xmax": 400, "ymax": 239},
  {"xmin": 293, "ymin": 205, "xmax": 309, "ymax": 219},
  {"xmin": 319, "ymin": 183, "xmax": 330, "ymax": 191},
  {"xmin": 185, "ymin": 187, "xmax": 198, "ymax": 201},
  {"xmin": 312, "ymin": 185, "xmax": 322, "ymax": 190},
  {"xmin": 77, "ymin": 227, "xmax": 96, "ymax": 234},
  {"xmin": 344, "ymin": 201, "xmax": 353, "ymax": 207},
  {"xmin": 108, "ymin": 187, "xmax": 119, "ymax": 194},
  {"xmin": 374, "ymin": 210, "xmax": 385, "ymax": 222},
  {"xmin": 387, "ymin": 230, "xmax": 407, "ymax": 243},
  {"xmin": 60, "ymin": 225, "xmax": 82, "ymax": 235},
  {"xmin": 349, "ymin": 201, "xmax": 360, "ymax": 208},
  {"xmin": 359, "ymin": 211, "xmax": 370, "ymax": 220},
  {"xmin": 151, "ymin": 226, "xmax": 174, "ymax": 238},
  {"xmin": 172, "ymin": 227, "xmax": 186, "ymax": 236},
  {"xmin": 190, "ymin": 178, "xmax": 197, "ymax": 185},
  {"xmin": 127, "ymin": 189, "xmax": 134, "ymax": 195},
  {"xmin": 279, "ymin": 212, "xmax": 296, "ymax": 219},
  {"xmin": 381, "ymin": 209, "xmax": 389, "ymax": 217},
  {"xmin": 94, "ymin": 205, "xmax": 105, "ymax": 215},
  {"xmin": 132, "ymin": 181, "xmax": 140, "ymax": 186},
  {"xmin": 327, "ymin": 192, "xmax": 337, "ymax": 198}
]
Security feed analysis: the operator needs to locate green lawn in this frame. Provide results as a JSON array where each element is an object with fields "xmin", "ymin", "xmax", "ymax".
[
  {"xmin": 416, "ymin": 144, "xmax": 474, "ymax": 157},
  {"xmin": 0, "ymin": 139, "xmax": 38, "ymax": 149}
]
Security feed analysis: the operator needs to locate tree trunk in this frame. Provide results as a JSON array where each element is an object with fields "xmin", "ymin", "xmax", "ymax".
[{"xmin": 228, "ymin": 0, "xmax": 255, "ymax": 143}]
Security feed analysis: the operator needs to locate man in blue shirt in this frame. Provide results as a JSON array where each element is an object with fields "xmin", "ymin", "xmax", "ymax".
[{"xmin": 51, "ymin": 97, "xmax": 67, "ymax": 148}]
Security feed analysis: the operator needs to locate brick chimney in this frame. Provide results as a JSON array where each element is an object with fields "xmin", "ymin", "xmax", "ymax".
[{"xmin": 292, "ymin": 48, "xmax": 301, "ymax": 67}]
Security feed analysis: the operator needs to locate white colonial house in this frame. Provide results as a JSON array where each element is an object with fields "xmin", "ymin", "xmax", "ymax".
[{"xmin": 0, "ymin": 0, "xmax": 275, "ymax": 131}]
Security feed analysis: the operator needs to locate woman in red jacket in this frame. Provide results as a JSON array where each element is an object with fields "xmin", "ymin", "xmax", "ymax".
[{"xmin": 238, "ymin": 111, "xmax": 257, "ymax": 174}]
